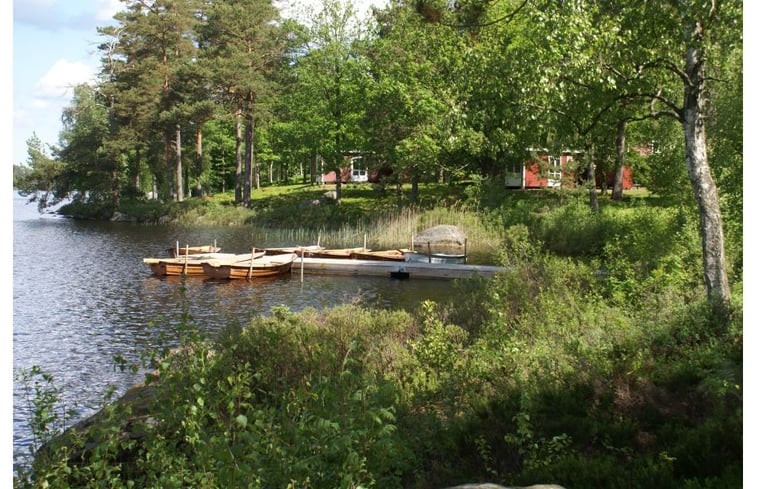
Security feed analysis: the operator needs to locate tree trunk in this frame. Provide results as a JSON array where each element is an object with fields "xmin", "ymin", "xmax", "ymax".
[
  {"xmin": 335, "ymin": 166, "xmax": 342, "ymax": 204},
  {"xmin": 612, "ymin": 119, "xmax": 626, "ymax": 201},
  {"xmin": 587, "ymin": 156, "xmax": 598, "ymax": 212},
  {"xmin": 235, "ymin": 109, "xmax": 243, "ymax": 204},
  {"xmin": 133, "ymin": 146, "xmax": 141, "ymax": 191},
  {"xmin": 683, "ymin": 43, "xmax": 730, "ymax": 303},
  {"xmin": 111, "ymin": 168, "xmax": 120, "ymax": 207},
  {"xmin": 194, "ymin": 126, "xmax": 203, "ymax": 197},
  {"xmin": 243, "ymin": 118, "xmax": 253, "ymax": 207},
  {"xmin": 166, "ymin": 133, "xmax": 174, "ymax": 199},
  {"xmin": 252, "ymin": 118, "xmax": 260, "ymax": 190},
  {"xmin": 411, "ymin": 175, "xmax": 419, "ymax": 203},
  {"xmin": 175, "ymin": 124, "xmax": 183, "ymax": 202},
  {"xmin": 310, "ymin": 154, "xmax": 317, "ymax": 185}
]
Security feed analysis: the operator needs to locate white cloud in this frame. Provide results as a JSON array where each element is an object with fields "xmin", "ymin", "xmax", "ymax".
[
  {"xmin": 33, "ymin": 59, "xmax": 97, "ymax": 100},
  {"xmin": 93, "ymin": 0, "xmax": 121, "ymax": 23}
]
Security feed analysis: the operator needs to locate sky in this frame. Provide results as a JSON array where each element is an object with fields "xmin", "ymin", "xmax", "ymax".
[
  {"xmin": 10, "ymin": 0, "xmax": 388, "ymax": 167},
  {"xmin": 12, "ymin": 0, "xmax": 121, "ymax": 166}
]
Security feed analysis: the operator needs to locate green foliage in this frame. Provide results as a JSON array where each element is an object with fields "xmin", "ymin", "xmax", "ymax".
[
  {"xmin": 14, "ymin": 135, "xmax": 65, "ymax": 211},
  {"xmin": 18, "ymin": 190, "xmax": 742, "ymax": 488}
]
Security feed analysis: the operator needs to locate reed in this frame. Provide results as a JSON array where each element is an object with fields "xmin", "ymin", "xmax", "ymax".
[{"xmin": 245, "ymin": 205, "xmax": 503, "ymax": 263}]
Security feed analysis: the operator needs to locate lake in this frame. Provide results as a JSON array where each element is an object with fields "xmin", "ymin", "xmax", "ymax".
[{"xmin": 12, "ymin": 193, "xmax": 459, "ymax": 469}]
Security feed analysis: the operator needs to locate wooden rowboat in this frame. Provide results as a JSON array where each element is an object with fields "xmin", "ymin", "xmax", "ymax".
[
  {"xmin": 263, "ymin": 245, "xmax": 325, "ymax": 256},
  {"xmin": 144, "ymin": 252, "xmax": 261, "ymax": 276},
  {"xmin": 301, "ymin": 247, "xmax": 368, "ymax": 259},
  {"xmin": 167, "ymin": 245, "xmax": 222, "ymax": 258},
  {"xmin": 348, "ymin": 249, "xmax": 406, "ymax": 262},
  {"xmin": 202, "ymin": 253, "xmax": 297, "ymax": 279}
]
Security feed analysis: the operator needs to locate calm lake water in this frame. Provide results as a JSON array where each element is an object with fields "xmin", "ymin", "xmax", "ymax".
[{"xmin": 12, "ymin": 193, "xmax": 458, "ymax": 468}]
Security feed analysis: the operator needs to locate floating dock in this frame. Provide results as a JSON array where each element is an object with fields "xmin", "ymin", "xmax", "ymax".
[{"xmin": 291, "ymin": 257, "xmax": 506, "ymax": 280}]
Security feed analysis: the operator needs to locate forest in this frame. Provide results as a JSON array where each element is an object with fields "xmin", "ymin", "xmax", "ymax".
[
  {"xmin": 13, "ymin": 0, "xmax": 743, "ymax": 487},
  {"xmin": 14, "ymin": 0, "xmax": 742, "ymax": 302}
]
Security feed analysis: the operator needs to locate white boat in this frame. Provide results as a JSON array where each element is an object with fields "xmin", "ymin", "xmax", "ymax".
[{"xmin": 403, "ymin": 251, "xmax": 467, "ymax": 264}]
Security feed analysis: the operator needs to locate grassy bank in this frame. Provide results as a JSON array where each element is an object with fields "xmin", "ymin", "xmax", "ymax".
[{"xmin": 20, "ymin": 187, "xmax": 742, "ymax": 488}]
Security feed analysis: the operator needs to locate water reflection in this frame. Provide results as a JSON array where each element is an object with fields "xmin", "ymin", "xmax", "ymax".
[{"xmin": 12, "ymin": 194, "xmax": 458, "ymax": 466}]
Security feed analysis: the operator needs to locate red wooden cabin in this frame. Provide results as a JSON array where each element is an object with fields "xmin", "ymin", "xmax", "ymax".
[{"xmin": 505, "ymin": 151, "xmax": 633, "ymax": 190}]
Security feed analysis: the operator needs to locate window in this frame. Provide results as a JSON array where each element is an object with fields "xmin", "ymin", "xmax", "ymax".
[{"xmin": 547, "ymin": 156, "xmax": 562, "ymax": 187}]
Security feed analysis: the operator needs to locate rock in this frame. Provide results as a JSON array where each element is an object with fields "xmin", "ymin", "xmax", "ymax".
[
  {"xmin": 110, "ymin": 211, "xmax": 137, "ymax": 222},
  {"xmin": 300, "ymin": 199, "xmax": 321, "ymax": 209}
]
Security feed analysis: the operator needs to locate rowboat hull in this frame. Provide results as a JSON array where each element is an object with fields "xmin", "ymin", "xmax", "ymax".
[
  {"xmin": 168, "ymin": 245, "xmax": 222, "ymax": 258},
  {"xmin": 144, "ymin": 258, "xmax": 207, "ymax": 276},
  {"xmin": 301, "ymin": 247, "xmax": 366, "ymax": 259},
  {"xmin": 349, "ymin": 250, "xmax": 406, "ymax": 262},
  {"xmin": 202, "ymin": 253, "xmax": 297, "ymax": 280},
  {"xmin": 264, "ymin": 245, "xmax": 324, "ymax": 256},
  {"xmin": 144, "ymin": 252, "xmax": 260, "ymax": 277}
]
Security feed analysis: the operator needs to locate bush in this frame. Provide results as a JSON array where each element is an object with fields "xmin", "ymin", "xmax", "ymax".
[{"xmin": 19, "ymin": 190, "xmax": 742, "ymax": 489}]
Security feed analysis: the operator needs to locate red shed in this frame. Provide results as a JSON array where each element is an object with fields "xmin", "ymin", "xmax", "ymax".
[
  {"xmin": 505, "ymin": 152, "xmax": 574, "ymax": 189},
  {"xmin": 505, "ymin": 151, "xmax": 633, "ymax": 190}
]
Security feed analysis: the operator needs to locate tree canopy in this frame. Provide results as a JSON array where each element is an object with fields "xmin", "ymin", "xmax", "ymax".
[{"xmin": 13, "ymin": 0, "xmax": 742, "ymax": 301}]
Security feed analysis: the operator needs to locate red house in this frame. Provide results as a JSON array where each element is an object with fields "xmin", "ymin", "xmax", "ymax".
[
  {"xmin": 505, "ymin": 151, "xmax": 633, "ymax": 190},
  {"xmin": 317, "ymin": 155, "xmax": 368, "ymax": 184}
]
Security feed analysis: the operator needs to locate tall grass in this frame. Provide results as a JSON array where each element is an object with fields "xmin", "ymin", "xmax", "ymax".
[{"xmin": 177, "ymin": 202, "xmax": 506, "ymax": 263}]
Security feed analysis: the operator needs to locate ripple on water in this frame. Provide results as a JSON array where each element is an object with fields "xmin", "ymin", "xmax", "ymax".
[{"xmin": 13, "ymin": 197, "xmax": 459, "ymax": 467}]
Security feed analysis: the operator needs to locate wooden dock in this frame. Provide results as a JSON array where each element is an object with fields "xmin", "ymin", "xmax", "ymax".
[{"xmin": 291, "ymin": 257, "xmax": 506, "ymax": 280}]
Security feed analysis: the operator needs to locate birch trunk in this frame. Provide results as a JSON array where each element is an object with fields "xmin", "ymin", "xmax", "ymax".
[
  {"xmin": 611, "ymin": 120, "xmax": 626, "ymax": 201},
  {"xmin": 683, "ymin": 43, "xmax": 730, "ymax": 303},
  {"xmin": 335, "ymin": 166, "xmax": 342, "ymax": 204}
]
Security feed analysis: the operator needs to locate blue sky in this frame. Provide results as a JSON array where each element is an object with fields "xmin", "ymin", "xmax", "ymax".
[
  {"xmin": 12, "ymin": 0, "xmax": 120, "ymax": 166},
  {"xmin": 10, "ymin": 0, "xmax": 387, "ymax": 167}
]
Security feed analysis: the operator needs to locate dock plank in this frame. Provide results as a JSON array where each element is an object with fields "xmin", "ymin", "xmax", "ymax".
[{"xmin": 291, "ymin": 257, "xmax": 506, "ymax": 280}]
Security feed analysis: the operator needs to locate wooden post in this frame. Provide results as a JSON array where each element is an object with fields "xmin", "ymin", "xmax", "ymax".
[
  {"xmin": 183, "ymin": 244, "xmax": 189, "ymax": 275},
  {"xmin": 176, "ymin": 240, "xmax": 179, "ymax": 257},
  {"xmin": 363, "ymin": 234, "xmax": 367, "ymax": 251},
  {"xmin": 247, "ymin": 248, "xmax": 255, "ymax": 280},
  {"xmin": 464, "ymin": 238, "xmax": 468, "ymax": 264},
  {"xmin": 427, "ymin": 242, "xmax": 431, "ymax": 263},
  {"xmin": 300, "ymin": 247, "xmax": 304, "ymax": 283}
]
